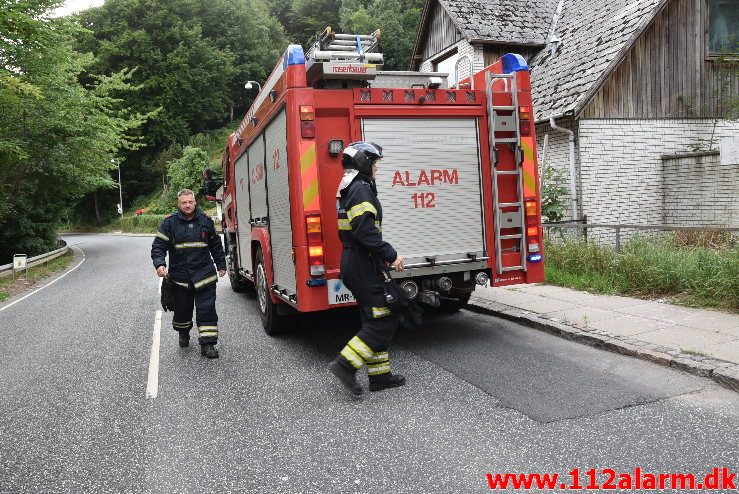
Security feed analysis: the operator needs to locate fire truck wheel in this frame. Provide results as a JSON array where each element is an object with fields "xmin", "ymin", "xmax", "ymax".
[
  {"xmin": 255, "ymin": 248, "xmax": 296, "ymax": 335},
  {"xmin": 225, "ymin": 237, "xmax": 253, "ymax": 293}
]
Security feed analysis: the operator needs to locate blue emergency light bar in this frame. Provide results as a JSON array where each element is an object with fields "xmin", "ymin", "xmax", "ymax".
[
  {"xmin": 528, "ymin": 254, "xmax": 543, "ymax": 263},
  {"xmin": 283, "ymin": 45, "xmax": 305, "ymax": 69},
  {"xmin": 502, "ymin": 53, "xmax": 529, "ymax": 73}
]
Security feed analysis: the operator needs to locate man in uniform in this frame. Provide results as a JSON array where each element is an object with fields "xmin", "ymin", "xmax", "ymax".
[
  {"xmin": 151, "ymin": 189, "xmax": 226, "ymax": 359},
  {"xmin": 328, "ymin": 142, "xmax": 406, "ymax": 396}
]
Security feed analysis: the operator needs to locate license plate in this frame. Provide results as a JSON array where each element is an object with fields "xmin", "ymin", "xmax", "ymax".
[{"xmin": 328, "ymin": 279, "xmax": 356, "ymax": 305}]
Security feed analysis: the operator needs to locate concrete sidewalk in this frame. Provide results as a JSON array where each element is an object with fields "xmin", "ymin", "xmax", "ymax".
[{"xmin": 468, "ymin": 284, "xmax": 739, "ymax": 392}]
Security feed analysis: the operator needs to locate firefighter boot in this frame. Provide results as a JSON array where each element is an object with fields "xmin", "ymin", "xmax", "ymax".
[
  {"xmin": 367, "ymin": 351, "xmax": 406, "ymax": 392},
  {"xmin": 178, "ymin": 330, "xmax": 190, "ymax": 348},
  {"xmin": 369, "ymin": 372, "xmax": 406, "ymax": 391},
  {"xmin": 328, "ymin": 359, "xmax": 363, "ymax": 396},
  {"xmin": 200, "ymin": 344, "xmax": 219, "ymax": 359}
]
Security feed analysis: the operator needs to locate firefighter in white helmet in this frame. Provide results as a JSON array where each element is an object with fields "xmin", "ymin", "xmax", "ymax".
[{"xmin": 328, "ymin": 141, "xmax": 406, "ymax": 396}]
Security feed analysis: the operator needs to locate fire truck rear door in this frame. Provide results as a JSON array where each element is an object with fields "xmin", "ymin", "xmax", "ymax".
[{"xmin": 362, "ymin": 117, "xmax": 486, "ymax": 266}]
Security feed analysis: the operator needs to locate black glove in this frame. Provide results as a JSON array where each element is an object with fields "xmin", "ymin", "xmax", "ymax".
[{"xmin": 160, "ymin": 276, "xmax": 175, "ymax": 312}]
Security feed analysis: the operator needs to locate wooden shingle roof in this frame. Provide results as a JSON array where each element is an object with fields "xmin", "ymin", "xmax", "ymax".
[
  {"xmin": 528, "ymin": 0, "xmax": 666, "ymax": 118},
  {"xmin": 439, "ymin": 0, "xmax": 559, "ymax": 45},
  {"xmin": 414, "ymin": 0, "xmax": 669, "ymax": 119}
]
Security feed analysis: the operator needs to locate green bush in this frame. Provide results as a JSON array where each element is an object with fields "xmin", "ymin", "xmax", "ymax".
[
  {"xmin": 544, "ymin": 236, "xmax": 739, "ymax": 312},
  {"xmin": 113, "ymin": 214, "xmax": 167, "ymax": 234}
]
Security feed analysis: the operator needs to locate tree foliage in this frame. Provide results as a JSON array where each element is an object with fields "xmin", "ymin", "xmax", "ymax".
[
  {"xmin": 265, "ymin": 0, "xmax": 423, "ymax": 70},
  {"xmin": 76, "ymin": 0, "xmax": 287, "ymax": 155},
  {"xmin": 167, "ymin": 146, "xmax": 213, "ymax": 195},
  {"xmin": 0, "ymin": 0, "xmax": 147, "ymax": 262}
]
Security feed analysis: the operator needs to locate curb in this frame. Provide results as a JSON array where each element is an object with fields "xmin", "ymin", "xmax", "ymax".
[{"xmin": 467, "ymin": 295, "xmax": 739, "ymax": 394}]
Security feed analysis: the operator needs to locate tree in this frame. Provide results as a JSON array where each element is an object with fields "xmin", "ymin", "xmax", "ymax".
[
  {"xmin": 0, "ymin": 0, "xmax": 147, "ymax": 261},
  {"xmin": 167, "ymin": 146, "xmax": 214, "ymax": 195},
  {"xmin": 76, "ymin": 0, "xmax": 286, "ymax": 155}
]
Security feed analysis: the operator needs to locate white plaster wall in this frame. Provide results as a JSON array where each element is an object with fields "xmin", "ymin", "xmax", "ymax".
[{"xmin": 578, "ymin": 119, "xmax": 739, "ymax": 228}]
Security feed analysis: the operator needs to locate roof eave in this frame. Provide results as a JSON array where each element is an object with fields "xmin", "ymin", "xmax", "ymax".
[{"xmin": 468, "ymin": 38, "xmax": 547, "ymax": 47}]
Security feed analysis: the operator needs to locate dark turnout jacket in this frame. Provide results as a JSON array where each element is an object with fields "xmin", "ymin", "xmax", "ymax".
[
  {"xmin": 151, "ymin": 209, "xmax": 226, "ymax": 289},
  {"xmin": 337, "ymin": 172, "xmax": 397, "ymax": 264}
]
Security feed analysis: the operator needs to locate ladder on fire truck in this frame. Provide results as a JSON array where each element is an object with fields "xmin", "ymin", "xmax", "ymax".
[
  {"xmin": 304, "ymin": 27, "xmax": 384, "ymax": 84},
  {"xmin": 305, "ymin": 27, "xmax": 383, "ymax": 63},
  {"xmin": 486, "ymin": 71, "xmax": 528, "ymax": 275}
]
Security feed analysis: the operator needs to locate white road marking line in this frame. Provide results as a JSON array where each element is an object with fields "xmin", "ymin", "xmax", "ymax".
[
  {"xmin": 146, "ymin": 310, "xmax": 163, "ymax": 399},
  {"xmin": 0, "ymin": 246, "xmax": 86, "ymax": 312}
]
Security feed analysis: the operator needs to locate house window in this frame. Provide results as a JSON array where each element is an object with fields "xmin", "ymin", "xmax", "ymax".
[
  {"xmin": 708, "ymin": 0, "xmax": 739, "ymax": 55},
  {"xmin": 434, "ymin": 49, "xmax": 460, "ymax": 84}
]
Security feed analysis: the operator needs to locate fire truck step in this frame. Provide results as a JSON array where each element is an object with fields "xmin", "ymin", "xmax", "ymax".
[
  {"xmin": 499, "ymin": 234, "xmax": 523, "ymax": 240},
  {"xmin": 492, "ymin": 106, "xmax": 516, "ymax": 111},
  {"xmin": 498, "ymin": 202, "xmax": 522, "ymax": 208},
  {"xmin": 501, "ymin": 266, "xmax": 524, "ymax": 272},
  {"xmin": 496, "ymin": 170, "xmax": 520, "ymax": 176},
  {"xmin": 494, "ymin": 138, "xmax": 519, "ymax": 143}
]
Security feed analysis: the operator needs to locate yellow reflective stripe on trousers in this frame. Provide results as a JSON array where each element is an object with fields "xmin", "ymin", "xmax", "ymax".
[
  {"xmin": 372, "ymin": 306, "xmax": 392, "ymax": 318},
  {"xmin": 173, "ymin": 321, "xmax": 192, "ymax": 328},
  {"xmin": 365, "ymin": 351, "xmax": 389, "ymax": 364},
  {"xmin": 337, "ymin": 218, "xmax": 352, "ymax": 231},
  {"xmin": 348, "ymin": 336, "xmax": 374, "ymax": 360},
  {"xmin": 340, "ymin": 345, "xmax": 364, "ymax": 369},
  {"xmin": 193, "ymin": 275, "xmax": 218, "ymax": 289},
  {"xmin": 175, "ymin": 242, "xmax": 208, "ymax": 249},
  {"xmin": 198, "ymin": 325, "xmax": 218, "ymax": 338},
  {"xmin": 346, "ymin": 202, "xmax": 378, "ymax": 221},
  {"xmin": 156, "ymin": 232, "xmax": 170, "ymax": 242},
  {"xmin": 367, "ymin": 364, "xmax": 391, "ymax": 376}
]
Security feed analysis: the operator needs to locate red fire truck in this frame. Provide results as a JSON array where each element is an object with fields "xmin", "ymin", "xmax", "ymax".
[{"xmin": 209, "ymin": 29, "xmax": 544, "ymax": 334}]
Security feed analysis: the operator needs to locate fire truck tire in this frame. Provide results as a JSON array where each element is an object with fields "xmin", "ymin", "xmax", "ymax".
[
  {"xmin": 225, "ymin": 237, "xmax": 253, "ymax": 293},
  {"xmin": 255, "ymin": 248, "xmax": 296, "ymax": 335}
]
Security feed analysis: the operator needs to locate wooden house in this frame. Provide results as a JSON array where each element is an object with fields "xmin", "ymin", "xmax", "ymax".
[{"xmin": 411, "ymin": 0, "xmax": 739, "ymax": 228}]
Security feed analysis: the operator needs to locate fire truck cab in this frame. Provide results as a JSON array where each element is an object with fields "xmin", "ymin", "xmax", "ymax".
[{"xmin": 213, "ymin": 28, "xmax": 544, "ymax": 334}]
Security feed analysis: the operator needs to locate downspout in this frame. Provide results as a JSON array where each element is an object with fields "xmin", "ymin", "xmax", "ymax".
[{"xmin": 549, "ymin": 117, "xmax": 579, "ymax": 220}]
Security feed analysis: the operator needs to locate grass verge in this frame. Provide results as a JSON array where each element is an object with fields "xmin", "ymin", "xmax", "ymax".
[
  {"xmin": 0, "ymin": 251, "xmax": 75, "ymax": 302},
  {"xmin": 544, "ymin": 236, "xmax": 739, "ymax": 313}
]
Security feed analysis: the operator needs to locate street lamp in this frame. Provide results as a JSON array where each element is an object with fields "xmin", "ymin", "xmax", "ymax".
[
  {"xmin": 244, "ymin": 80, "xmax": 262, "ymax": 92},
  {"xmin": 113, "ymin": 158, "xmax": 123, "ymax": 218}
]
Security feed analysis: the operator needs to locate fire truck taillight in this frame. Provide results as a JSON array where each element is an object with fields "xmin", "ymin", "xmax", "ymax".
[
  {"xmin": 519, "ymin": 106, "xmax": 532, "ymax": 135},
  {"xmin": 306, "ymin": 214, "xmax": 325, "ymax": 276},
  {"xmin": 524, "ymin": 199, "xmax": 541, "ymax": 257},
  {"xmin": 300, "ymin": 105, "xmax": 316, "ymax": 138}
]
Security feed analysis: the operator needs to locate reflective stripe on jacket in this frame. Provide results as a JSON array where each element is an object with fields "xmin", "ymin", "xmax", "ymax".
[
  {"xmin": 337, "ymin": 174, "xmax": 397, "ymax": 264},
  {"xmin": 151, "ymin": 209, "xmax": 226, "ymax": 287}
]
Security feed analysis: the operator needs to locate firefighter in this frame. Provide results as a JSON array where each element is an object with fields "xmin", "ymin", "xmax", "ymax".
[
  {"xmin": 328, "ymin": 141, "xmax": 406, "ymax": 396},
  {"xmin": 151, "ymin": 189, "xmax": 227, "ymax": 359}
]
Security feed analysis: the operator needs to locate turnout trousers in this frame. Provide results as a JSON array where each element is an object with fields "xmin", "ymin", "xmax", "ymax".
[
  {"xmin": 337, "ymin": 248, "xmax": 399, "ymax": 377},
  {"xmin": 170, "ymin": 280, "xmax": 219, "ymax": 345}
]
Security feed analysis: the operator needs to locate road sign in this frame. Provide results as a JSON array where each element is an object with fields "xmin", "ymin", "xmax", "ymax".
[
  {"xmin": 13, "ymin": 254, "xmax": 28, "ymax": 280},
  {"xmin": 13, "ymin": 254, "xmax": 27, "ymax": 270},
  {"xmin": 117, "ymin": 203, "xmax": 123, "ymax": 215}
]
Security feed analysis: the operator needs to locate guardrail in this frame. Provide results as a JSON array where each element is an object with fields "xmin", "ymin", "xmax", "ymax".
[
  {"xmin": 543, "ymin": 220, "xmax": 739, "ymax": 252},
  {"xmin": 0, "ymin": 240, "xmax": 70, "ymax": 278}
]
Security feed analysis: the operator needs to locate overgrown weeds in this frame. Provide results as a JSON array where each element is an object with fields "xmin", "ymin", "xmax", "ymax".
[{"xmin": 544, "ymin": 235, "xmax": 739, "ymax": 313}]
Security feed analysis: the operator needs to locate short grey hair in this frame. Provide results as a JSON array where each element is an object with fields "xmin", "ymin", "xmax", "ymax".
[{"xmin": 177, "ymin": 188, "xmax": 195, "ymax": 198}]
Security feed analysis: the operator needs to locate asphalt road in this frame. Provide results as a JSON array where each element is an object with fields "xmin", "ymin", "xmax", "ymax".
[{"xmin": 0, "ymin": 234, "xmax": 736, "ymax": 494}]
